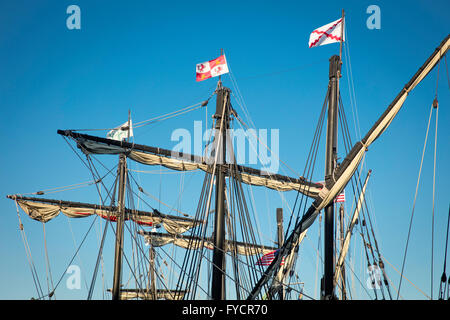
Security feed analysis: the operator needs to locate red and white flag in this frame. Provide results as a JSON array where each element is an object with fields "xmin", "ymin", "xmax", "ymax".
[
  {"xmin": 196, "ymin": 55, "xmax": 229, "ymax": 82},
  {"xmin": 334, "ymin": 190, "xmax": 345, "ymax": 203},
  {"xmin": 309, "ymin": 18, "xmax": 345, "ymax": 48},
  {"xmin": 256, "ymin": 250, "xmax": 284, "ymax": 266}
]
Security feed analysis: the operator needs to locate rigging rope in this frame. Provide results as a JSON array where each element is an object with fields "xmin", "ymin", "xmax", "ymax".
[
  {"xmin": 439, "ymin": 205, "xmax": 450, "ymax": 300},
  {"xmin": 381, "ymin": 253, "xmax": 430, "ymax": 299},
  {"xmin": 397, "ymin": 100, "xmax": 436, "ymax": 300},
  {"xmin": 67, "ymin": 97, "xmax": 213, "ymax": 133},
  {"xmin": 42, "ymin": 223, "xmax": 55, "ymax": 299},
  {"xmin": 14, "ymin": 199, "xmax": 45, "ymax": 299},
  {"xmin": 430, "ymin": 57, "xmax": 440, "ymax": 299}
]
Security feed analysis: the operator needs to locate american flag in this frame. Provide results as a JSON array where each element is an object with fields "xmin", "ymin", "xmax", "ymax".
[
  {"xmin": 334, "ymin": 190, "xmax": 345, "ymax": 203},
  {"xmin": 256, "ymin": 249, "xmax": 285, "ymax": 266}
]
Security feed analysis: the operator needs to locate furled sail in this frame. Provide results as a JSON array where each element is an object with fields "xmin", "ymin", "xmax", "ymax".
[
  {"xmin": 57, "ymin": 130, "xmax": 323, "ymax": 197},
  {"xmin": 139, "ymin": 230, "xmax": 276, "ymax": 256},
  {"xmin": 108, "ymin": 289, "xmax": 187, "ymax": 300},
  {"xmin": 248, "ymin": 34, "xmax": 450, "ymax": 300},
  {"xmin": 8, "ymin": 195, "xmax": 201, "ymax": 235}
]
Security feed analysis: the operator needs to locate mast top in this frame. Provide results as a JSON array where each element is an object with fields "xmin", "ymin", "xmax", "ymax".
[
  {"xmin": 218, "ymin": 48, "xmax": 224, "ymax": 85},
  {"xmin": 339, "ymin": 9, "xmax": 345, "ymax": 61}
]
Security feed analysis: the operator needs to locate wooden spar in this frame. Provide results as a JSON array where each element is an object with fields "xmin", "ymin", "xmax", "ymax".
[
  {"xmin": 7, "ymin": 194, "xmax": 202, "ymax": 225},
  {"xmin": 139, "ymin": 231, "xmax": 277, "ymax": 253},
  {"xmin": 56, "ymin": 130, "xmax": 323, "ymax": 193}
]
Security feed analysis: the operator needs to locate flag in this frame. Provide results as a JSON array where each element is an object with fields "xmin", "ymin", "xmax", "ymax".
[
  {"xmin": 107, "ymin": 120, "xmax": 133, "ymax": 141},
  {"xmin": 334, "ymin": 190, "xmax": 345, "ymax": 203},
  {"xmin": 308, "ymin": 17, "xmax": 345, "ymax": 48},
  {"xmin": 256, "ymin": 249, "xmax": 284, "ymax": 266},
  {"xmin": 317, "ymin": 181, "xmax": 345, "ymax": 203},
  {"xmin": 196, "ymin": 55, "xmax": 229, "ymax": 82}
]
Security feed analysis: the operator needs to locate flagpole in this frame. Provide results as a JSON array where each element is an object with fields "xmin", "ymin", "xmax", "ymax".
[
  {"xmin": 218, "ymin": 48, "xmax": 224, "ymax": 87},
  {"xmin": 127, "ymin": 109, "xmax": 131, "ymax": 142}
]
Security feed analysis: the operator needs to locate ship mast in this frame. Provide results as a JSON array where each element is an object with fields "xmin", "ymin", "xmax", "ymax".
[
  {"xmin": 321, "ymin": 9, "xmax": 344, "ymax": 300},
  {"xmin": 111, "ymin": 153, "xmax": 127, "ymax": 300},
  {"xmin": 112, "ymin": 111, "xmax": 131, "ymax": 300},
  {"xmin": 322, "ymin": 54, "xmax": 341, "ymax": 300},
  {"xmin": 211, "ymin": 79, "xmax": 231, "ymax": 300}
]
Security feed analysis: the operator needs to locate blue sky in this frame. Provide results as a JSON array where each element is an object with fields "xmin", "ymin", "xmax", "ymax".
[{"xmin": 0, "ymin": 0, "xmax": 449, "ymax": 300}]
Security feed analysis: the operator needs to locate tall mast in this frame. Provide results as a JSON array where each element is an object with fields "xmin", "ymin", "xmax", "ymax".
[
  {"xmin": 338, "ymin": 204, "xmax": 347, "ymax": 299},
  {"xmin": 111, "ymin": 112, "xmax": 132, "ymax": 300},
  {"xmin": 322, "ymin": 10, "xmax": 344, "ymax": 300},
  {"xmin": 276, "ymin": 208, "xmax": 284, "ymax": 299},
  {"xmin": 211, "ymin": 81, "xmax": 231, "ymax": 300},
  {"xmin": 111, "ymin": 153, "xmax": 128, "ymax": 300},
  {"xmin": 322, "ymin": 54, "xmax": 341, "ymax": 300}
]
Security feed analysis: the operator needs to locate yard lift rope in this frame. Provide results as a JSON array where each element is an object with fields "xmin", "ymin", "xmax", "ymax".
[{"xmin": 397, "ymin": 55, "xmax": 443, "ymax": 300}]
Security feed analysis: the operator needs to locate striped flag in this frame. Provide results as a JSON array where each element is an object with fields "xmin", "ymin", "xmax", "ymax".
[
  {"xmin": 309, "ymin": 17, "xmax": 345, "ymax": 48},
  {"xmin": 196, "ymin": 55, "xmax": 229, "ymax": 82},
  {"xmin": 334, "ymin": 190, "xmax": 345, "ymax": 203},
  {"xmin": 256, "ymin": 249, "xmax": 284, "ymax": 266}
]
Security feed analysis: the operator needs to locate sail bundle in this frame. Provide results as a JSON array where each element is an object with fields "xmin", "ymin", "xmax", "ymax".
[
  {"xmin": 115, "ymin": 289, "xmax": 187, "ymax": 300},
  {"xmin": 9, "ymin": 195, "xmax": 201, "ymax": 235},
  {"xmin": 139, "ymin": 231, "xmax": 276, "ymax": 256},
  {"xmin": 58, "ymin": 130, "xmax": 323, "ymax": 197}
]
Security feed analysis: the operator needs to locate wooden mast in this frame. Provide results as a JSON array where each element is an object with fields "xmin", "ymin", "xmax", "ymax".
[
  {"xmin": 111, "ymin": 153, "xmax": 127, "ymax": 300},
  {"xmin": 112, "ymin": 111, "xmax": 131, "ymax": 300},
  {"xmin": 211, "ymin": 55, "xmax": 231, "ymax": 299},
  {"xmin": 322, "ymin": 10, "xmax": 344, "ymax": 299},
  {"xmin": 322, "ymin": 9, "xmax": 344, "ymax": 300},
  {"xmin": 276, "ymin": 208, "xmax": 284, "ymax": 299},
  {"xmin": 339, "ymin": 204, "xmax": 347, "ymax": 299}
]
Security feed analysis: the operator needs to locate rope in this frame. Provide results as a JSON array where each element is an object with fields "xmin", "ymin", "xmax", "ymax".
[
  {"xmin": 175, "ymin": 88, "xmax": 228, "ymax": 299},
  {"xmin": 381, "ymin": 253, "xmax": 430, "ymax": 299},
  {"xmin": 439, "ymin": 205, "xmax": 450, "ymax": 299},
  {"xmin": 14, "ymin": 199, "xmax": 45, "ymax": 299},
  {"xmin": 19, "ymin": 179, "xmax": 100, "ymax": 196},
  {"xmin": 68, "ymin": 97, "xmax": 214, "ymax": 133},
  {"xmin": 44, "ymin": 211, "xmax": 103, "ymax": 299},
  {"xmin": 397, "ymin": 102, "xmax": 435, "ymax": 299},
  {"xmin": 134, "ymin": 104, "xmax": 205, "ymax": 129},
  {"xmin": 445, "ymin": 54, "xmax": 450, "ymax": 90},
  {"xmin": 42, "ymin": 223, "xmax": 55, "ymax": 299},
  {"xmin": 431, "ymin": 58, "xmax": 440, "ymax": 299}
]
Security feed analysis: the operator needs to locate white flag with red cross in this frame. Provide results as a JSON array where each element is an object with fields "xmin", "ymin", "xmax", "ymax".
[{"xmin": 309, "ymin": 18, "xmax": 345, "ymax": 48}]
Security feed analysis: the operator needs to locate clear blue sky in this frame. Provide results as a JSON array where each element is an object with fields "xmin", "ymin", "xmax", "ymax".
[{"xmin": 0, "ymin": 0, "xmax": 449, "ymax": 300}]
